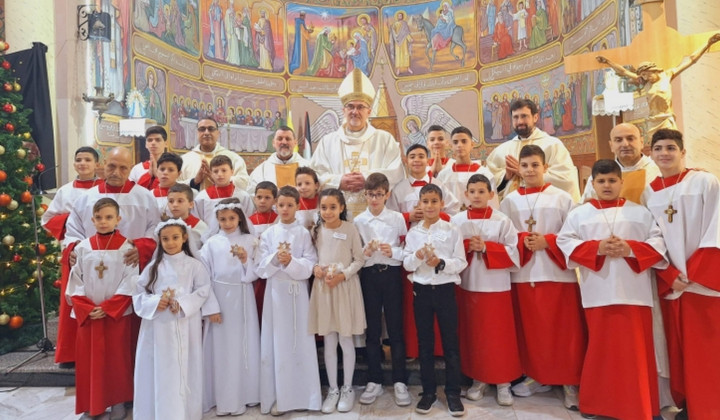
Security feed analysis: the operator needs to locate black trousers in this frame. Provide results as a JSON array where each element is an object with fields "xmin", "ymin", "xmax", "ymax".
[
  {"xmin": 360, "ymin": 264, "xmax": 407, "ymax": 384},
  {"xmin": 413, "ymin": 282, "xmax": 461, "ymax": 396}
]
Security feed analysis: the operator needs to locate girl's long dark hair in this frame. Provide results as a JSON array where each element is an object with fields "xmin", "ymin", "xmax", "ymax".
[
  {"xmin": 145, "ymin": 224, "xmax": 194, "ymax": 294},
  {"xmin": 311, "ymin": 188, "xmax": 347, "ymax": 244},
  {"xmin": 215, "ymin": 197, "xmax": 250, "ymax": 234}
]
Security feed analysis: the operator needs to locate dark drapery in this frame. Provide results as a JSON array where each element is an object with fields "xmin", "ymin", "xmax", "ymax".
[{"xmin": 6, "ymin": 42, "xmax": 56, "ymax": 189}]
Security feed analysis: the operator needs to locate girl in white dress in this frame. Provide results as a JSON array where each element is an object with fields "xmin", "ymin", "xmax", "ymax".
[
  {"xmin": 201, "ymin": 198, "xmax": 260, "ymax": 415},
  {"xmin": 133, "ymin": 219, "xmax": 217, "ymax": 420},
  {"xmin": 309, "ymin": 188, "xmax": 366, "ymax": 414}
]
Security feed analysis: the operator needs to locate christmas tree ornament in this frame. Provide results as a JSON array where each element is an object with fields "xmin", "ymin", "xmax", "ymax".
[
  {"xmin": 0, "ymin": 41, "xmax": 7, "ymax": 51},
  {"xmin": 5, "ymin": 122, "xmax": 15, "ymax": 132},
  {"xmin": 36, "ymin": 243, "xmax": 47, "ymax": 255},
  {"xmin": 0, "ymin": 144, "xmax": 5, "ymax": 154},
  {"xmin": 8, "ymin": 315, "xmax": 23, "ymax": 330},
  {"xmin": 22, "ymin": 132, "xmax": 31, "ymax": 139},
  {"xmin": 32, "ymin": 269, "xmax": 43, "ymax": 280},
  {"xmin": 2, "ymin": 82, "xmax": 11, "ymax": 92},
  {"xmin": 2, "ymin": 234, "xmax": 15, "ymax": 245},
  {"xmin": 16, "ymin": 148, "xmax": 25, "ymax": 158},
  {"xmin": 12, "ymin": 254, "xmax": 21, "ymax": 262},
  {"xmin": 20, "ymin": 190, "xmax": 32, "ymax": 203},
  {"xmin": 23, "ymin": 175, "xmax": 33, "ymax": 185},
  {"xmin": 2, "ymin": 103, "xmax": 14, "ymax": 113},
  {"xmin": 13, "ymin": 82, "xmax": 20, "ymax": 92},
  {"xmin": 0, "ymin": 313, "xmax": 9, "ymax": 326},
  {"xmin": 35, "ymin": 163, "xmax": 45, "ymax": 172},
  {"xmin": 36, "ymin": 207, "xmax": 45, "ymax": 216},
  {"xmin": 1, "ymin": 60, "xmax": 10, "ymax": 70},
  {"xmin": 0, "ymin": 193, "xmax": 10, "ymax": 206},
  {"xmin": 53, "ymin": 280, "xmax": 62, "ymax": 289},
  {"xmin": 0, "ymin": 169, "xmax": 6, "ymax": 182},
  {"xmin": 7, "ymin": 200, "xmax": 18, "ymax": 210}
]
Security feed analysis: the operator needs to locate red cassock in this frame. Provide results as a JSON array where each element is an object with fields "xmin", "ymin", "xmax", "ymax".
[
  {"xmin": 512, "ymin": 234, "xmax": 587, "ymax": 385},
  {"xmin": 458, "ymin": 239, "xmax": 522, "ymax": 383}
]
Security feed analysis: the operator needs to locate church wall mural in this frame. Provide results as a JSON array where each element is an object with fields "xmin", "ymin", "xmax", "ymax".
[{"xmin": 93, "ymin": 0, "xmax": 636, "ymax": 172}]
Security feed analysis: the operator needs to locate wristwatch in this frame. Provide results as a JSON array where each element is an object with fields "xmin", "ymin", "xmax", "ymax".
[{"xmin": 434, "ymin": 259, "xmax": 446, "ymax": 274}]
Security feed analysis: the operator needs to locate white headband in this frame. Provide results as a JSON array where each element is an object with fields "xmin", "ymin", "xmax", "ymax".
[
  {"xmin": 154, "ymin": 218, "xmax": 189, "ymax": 236},
  {"xmin": 214, "ymin": 202, "xmax": 245, "ymax": 212}
]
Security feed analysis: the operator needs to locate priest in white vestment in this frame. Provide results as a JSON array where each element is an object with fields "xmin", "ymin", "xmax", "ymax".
[{"xmin": 248, "ymin": 125, "xmax": 310, "ymax": 192}]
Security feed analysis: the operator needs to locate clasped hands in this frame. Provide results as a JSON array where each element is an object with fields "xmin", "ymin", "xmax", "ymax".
[
  {"xmin": 597, "ymin": 235, "xmax": 631, "ymax": 258},
  {"xmin": 524, "ymin": 232, "xmax": 548, "ymax": 252},
  {"xmin": 313, "ymin": 265, "xmax": 346, "ymax": 288},
  {"xmin": 415, "ymin": 247, "xmax": 442, "ymax": 268},
  {"xmin": 364, "ymin": 240, "xmax": 392, "ymax": 258}
]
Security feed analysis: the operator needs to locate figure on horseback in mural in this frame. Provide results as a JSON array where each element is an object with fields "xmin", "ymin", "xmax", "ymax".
[{"xmin": 412, "ymin": 1, "xmax": 466, "ymax": 70}]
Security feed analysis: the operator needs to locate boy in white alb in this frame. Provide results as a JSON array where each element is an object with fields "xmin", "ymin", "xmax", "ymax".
[
  {"xmin": 436, "ymin": 126, "xmax": 498, "ymax": 210},
  {"xmin": 354, "ymin": 173, "xmax": 410, "ymax": 407},
  {"xmin": 194, "ymin": 155, "xmax": 254, "ymax": 223},
  {"xmin": 451, "ymin": 174, "xmax": 521, "ymax": 406},
  {"xmin": 499, "ymin": 145, "xmax": 586, "ymax": 410},
  {"xmin": 249, "ymin": 181, "xmax": 278, "ymax": 321},
  {"xmin": 151, "ymin": 152, "xmax": 184, "ymax": 219},
  {"xmin": 167, "ymin": 183, "xmax": 207, "ymax": 246},
  {"xmin": 643, "ymin": 129, "xmax": 720, "ymax": 420},
  {"xmin": 387, "ymin": 143, "xmax": 460, "ymax": 228},
  {"xmin": 558, "ymin": 159, "xmax": 667, "ymax": 419},
  {"xmin": 129, "ymin": 125, "xmax": 167, "ymax": 190},
  {"xmin": 403, "ymin": 184, "xmax": 467, "ymax": 417}
]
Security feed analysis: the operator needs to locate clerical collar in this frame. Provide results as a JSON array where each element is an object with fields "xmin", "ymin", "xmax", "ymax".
[
  {"xmin": 100, "ymin": 180, "xmax": 134, "ymax": 193},
  {"xmin": 250, "ymin": 211, "xmax": 278, "ymax": 225},
  {"xmin": 467, "ymin": 206, "xmax": 493, "ymax": 219},
  {"xmin": 517, "ymin": 183, "xmax": 551, "ymax": 195},
  {"xmin": 617, "ymin": 156, "xmax": 643, "ymax": 170},
  {"xmin": 74, "ymin": 178, "xmax": 101, "ymax": 189},
  {"xmin": 207, "ymin": 184, "xmax": 235, "ymax": 199},
  {"xmin": 589, "ymin": 198, "xmax": 626, "ymax": 209}
]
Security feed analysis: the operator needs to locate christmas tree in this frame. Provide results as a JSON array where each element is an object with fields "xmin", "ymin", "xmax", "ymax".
[{"xmin": 0, "ymin": 39, "xmax": 60, "ymax": 354}]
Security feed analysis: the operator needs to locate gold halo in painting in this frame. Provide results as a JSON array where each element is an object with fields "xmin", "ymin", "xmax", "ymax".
[
  {"xmin": 402, "ymin": 115, "xmax": 421, "ymax": 133},
  {"xmin": 356, "ymin": 13, "xmax": 371, "ymax": 26}
]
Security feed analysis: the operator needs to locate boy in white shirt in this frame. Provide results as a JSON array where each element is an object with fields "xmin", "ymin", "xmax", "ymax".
[
  {"xmin": 152, "ymin": 152, "xmax": 184, "ymax": 219},
  {"xmin": 403, "ymin": 184, "xmax": 467, "ymax": 417},
  {"xmin": 354, "ymin": 173, "xmax": 410, "ymax": 407}
]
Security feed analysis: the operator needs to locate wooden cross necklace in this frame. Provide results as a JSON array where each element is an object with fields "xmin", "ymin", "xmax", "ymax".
[
  {"xmin": 93, "ymin": 231, "xmax": 116, "ymax": 279},
  {"xmin": 659, "ymin": 170, "xmax": 688, "ymax": 223},
  {"xmin": 522, "ymin": 184, "xmax": 541, "ymax": 232}
]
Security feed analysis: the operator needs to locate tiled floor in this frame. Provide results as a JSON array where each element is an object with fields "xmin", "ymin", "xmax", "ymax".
[{"xmin": 0, "ymin": 385, "xmax": 680, "ymax": 420}]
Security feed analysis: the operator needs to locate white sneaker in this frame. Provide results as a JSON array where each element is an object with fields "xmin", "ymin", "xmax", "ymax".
[
  {"xmin": 466, "ymin": 380, "xmax": 488, "ymax": 401},
  {"xmin": 360, "ymin": 382, "xmax": 384, "ymax": 405},
  {"xmin": 496, "ymin": 383, "xmax": 514, "ymax": 406},
  {"xmin": 511, "ymin": 377, "xmax": 551, "ymax": 397},
  {"xmin": 337, "ymin": 385, "xmax": 355, "ymax": 412},
  {"xmin": 321, "ymin": 388, "xmax": 340, "ymax": 414},
  {"xmin": 563, "ymin": 385, "xmax": 579, "ymax": 410},
  {"xmin": 394, "ymin": 382, "xmax": 412, "ymax": 406}
]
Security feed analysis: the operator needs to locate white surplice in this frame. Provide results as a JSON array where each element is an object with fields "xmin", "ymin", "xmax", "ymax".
[
  {"xmin": 436, "ymin": 162, "xmax": 499, "ymax": 209},
  {"xmin": 193, "ymin": 187, "xmax": 254, "ymax": 226},
  {"xmin": 581, "ymin": 155, "xmax": 660, "ymax": 202},
  {"xmin": 387, "ymin": 174, "xmax": 462, "ymax": 221},
  {"xmin": 132, "ymin": 252, "xmax": 215, "ymax": 420},
  {"xmin": 255, "ymin": 221, "xmax": 321, "ymax": 413},
  {"xmin": 558, "ymin": 200, "xmax": 668, "ymax": 308},
  {"xmin": 201, "ymin": 230, "xmax": 260, "ymax": 414}
]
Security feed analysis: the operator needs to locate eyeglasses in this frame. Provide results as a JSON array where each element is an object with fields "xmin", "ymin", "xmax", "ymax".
[
  {"xmin": 344, "ymin": 104, "xmax": 370, "ymax": 112},
  {"xmin": 365, "ymin": 192, "xmax": 385, "ymax": 200},
  {"xmin": 197, "ymin": 126, "xmax": 218, "ymax": 133}
]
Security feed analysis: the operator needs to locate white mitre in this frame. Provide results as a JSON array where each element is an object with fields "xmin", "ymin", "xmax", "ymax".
[{"xmin": 338, "ymin": 68, "xmax": 376, "ymax": 106}]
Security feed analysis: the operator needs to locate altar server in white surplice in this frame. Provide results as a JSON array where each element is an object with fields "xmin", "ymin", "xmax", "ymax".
[
  {"xmin": 559, "ymin": 159, "xmax": 667, "ymax": 420},
  {"xmin": 201, "ymin": 198, "xmax": 260, "ymax": 416},
  {"xmin": 256, "ymin": 186, "xmax": 321, "ymax": 415},
  {"xmin": 133, "ymin": 220, "xmax": 217, "ymax": 420}
]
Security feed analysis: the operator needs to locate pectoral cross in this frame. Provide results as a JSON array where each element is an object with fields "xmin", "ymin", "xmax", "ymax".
[
  {"xmin": 665, "ymin": 204, "xmax": 678, "ymax": 223},
  {"xmin": 525, "ymin": 215, "xmax": 537, "ymax": 232},
  {"xmin": 95, "ymin": 261, "xmax": 107, "ymax": 279},
  {"xmin": 345, "ymin": 152, "xmax": 367, "ymax": 173}
]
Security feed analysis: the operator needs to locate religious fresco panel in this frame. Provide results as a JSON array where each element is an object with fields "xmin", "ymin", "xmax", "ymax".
[
  {"xmin": 590, "ymin": 29, "xmax": 617, "ymax": 96},
  {"xmin": 130, "ymin": 60, "xmax": 168, "ymax": 125},
  {"xmin": 481, "ymin": 65, "xmax": 592, "ymax": 145},
  {"xmin": 477, "ymin": 0, "xmax": 561, "ymax": 65},
  {"xmin": 382, "ymin": 1, "xmax": 476, "ymax": 76},
  {"xmin": 202, "ymin": 0, "xmax": 285, "ymax": 73},
  {"xmin": 133, "ymin": 0, "xmax": 201, "ymax": 56},
  {"xmin": 286, "ymin": 3, "xmax": 379, "ymax": 78},
  {"xmin": 166, "ymin": 72, "xmax": 286, "ymax": 154}
]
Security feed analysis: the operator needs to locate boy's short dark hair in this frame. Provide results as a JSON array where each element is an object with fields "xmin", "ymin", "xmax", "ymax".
[
  {"xmin": 93, "ymin": 197, "xmax": 119, "ymax": 215},
  {"xmin": 168, "ymin": 183, "xmax": 194, "ymax": 201},
  {"xmin": 467, "ymin": 174, "xmax": 493, "ymax": 192},
  {"xmin": 278, "ymin": 185, "xmax": 300, "ymax": 203},
  {"xmin": 451, "ymin": 126, "xmax": 473, "ymax": 138},
  {"xmin": 510, "ymin": 98, "xmax": 539, "ymax": 115},
  {"xmin": 295, "ymin": 166, "xmax": 319, "ymax": 183},
  {"xmin": 519, "ymin": 144, "xmax": 546, "ymax": 164},
  {"xmin": 255, "ymin": 181, "xmax": 278, "ymax": 198},
  {"xmin": 364, "ymin": 172, "xmax": 389, "ymax": 192},
  {"xmin": 419, "ymin": 183, "xmax": 443, "ymax": 200},
  {"xmin": 145, "ymin": 125, "xmax": 167, "ymax": 140},
  {"xmin": 75, "ymin": 146, "xmax": 99, "ymax": 162},
  {"xmin": 651, "ymin": 128, "xmax": 684, "ymax": 150},
  {"xmin": 406, "ymin": 143, "xmax": 429, "ymax": 156},
  {"xmin": 157, "ymin": 152, "xmax": 183, "ymax": 172},
  {"xmin": 427, "ymin": 124, "xmax": 446, "ymax": 135},
  {"xmin": 591, "ymin": 159, "xmax": 623, "ymax": 179},
  {"xmin": 209, "ymin": 155, "xmax": 233, "ymax": 169}
]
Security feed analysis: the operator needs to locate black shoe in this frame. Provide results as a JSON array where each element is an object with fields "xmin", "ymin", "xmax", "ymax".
[
  {"xmin": 58, "ymin": 362, "xmax": 75, "ymax": 369},
  {"xmin": 675, "ymin": 408, "xmax": 688, "ymax": 420},
  {"xmin": 415, "ymin": 393, "xmax": 437, "ymax": 414},
  {"xmin": 446, "ymin": 394, "xmax": 466, "ymax": 417}
]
